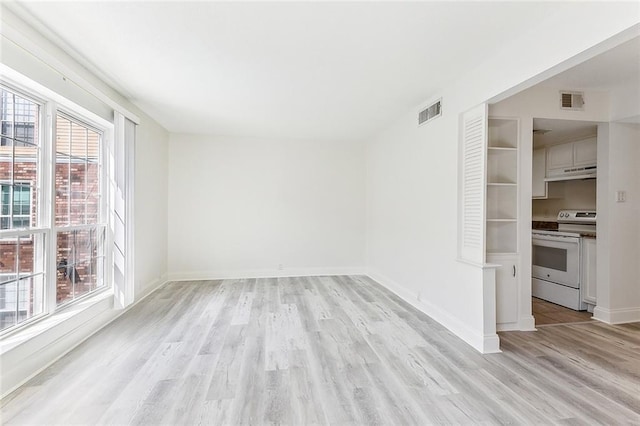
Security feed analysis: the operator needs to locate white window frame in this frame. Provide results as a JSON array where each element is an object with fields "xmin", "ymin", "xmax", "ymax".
[
  {"xmin": 52, "ymin": 110, "xmax": 109, "ymax": 308},
  {"xmin": 0, "ymin": 77, "xmax": 115, "ymax": 336}
]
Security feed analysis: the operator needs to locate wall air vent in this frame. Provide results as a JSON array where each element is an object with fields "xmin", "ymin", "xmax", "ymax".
[
  {"xmin": 418, "ymin": 99, "xmax": 442, "ymax": 125},
  {"xmin": 560, "ymin": 91, "xmax": 585, "ymax": 110}
]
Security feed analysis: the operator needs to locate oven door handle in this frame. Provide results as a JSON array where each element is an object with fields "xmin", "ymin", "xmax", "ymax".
[{"xmin": 532, "ymin": 234, "xmax": 580, "ymax": 243}]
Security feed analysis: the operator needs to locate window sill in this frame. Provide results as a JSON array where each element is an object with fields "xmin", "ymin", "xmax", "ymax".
[
  {"xmin": 1, "ymin": 289, "xmax": 120, "ymax": 397},
  {"xmin": 0, "ymin": 290, "xmax": 114, "ymax": 355}
]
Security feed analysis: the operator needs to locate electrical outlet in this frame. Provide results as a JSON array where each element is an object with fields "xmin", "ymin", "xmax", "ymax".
[{"xmin": 616, "ymin": 190, "xmax": 626, "ymax": 203}]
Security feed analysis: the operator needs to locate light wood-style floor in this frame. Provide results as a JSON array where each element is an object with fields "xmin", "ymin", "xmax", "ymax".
[
  {"xmin": 532, "ymin": 297, "xmax": 593, "ymax": 326},
  {"xmin": 2, "ymin": 276, "xmax": 639, "ymax": 425}
]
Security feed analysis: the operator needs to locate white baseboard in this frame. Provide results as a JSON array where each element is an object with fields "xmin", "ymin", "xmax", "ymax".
[
  {"xmin": 593, "ymin": 306, "xmax": 640, "ymax": 324},
  {"xmin": 366, "ymin": 269, "xmax": 501, "ymax": 354},
  {"xmin": 0, "ymin": 275, "xmax": 170, "ymax": 400},
  {"xmin": 498, "ymin": 315, "xmax": 536, "ymax": 332},
  {"xmin": 135, "ymin": 273, "xmax": 169, "ymax": 300},
  {"xmin": 520, "ymin": 315, "xmax": 537, "ymax": 331},
  {"xmin": 167, "ymin": 267, "xmax": 366, "ymax": 282}
]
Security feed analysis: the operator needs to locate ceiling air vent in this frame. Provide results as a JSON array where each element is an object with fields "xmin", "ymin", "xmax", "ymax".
[
  {"xmin": 560, "ymin": 91, "xmax": 585, "ymax": 110},
  {"xmin": 418, "ymin": 99, "xmax": 442, "ymax": 125}
]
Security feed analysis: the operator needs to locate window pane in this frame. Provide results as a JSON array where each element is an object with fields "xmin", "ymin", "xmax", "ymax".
[
  {"xmin": 14, "ymin": 122, "xmax": 36, "ymax": 146},
  {"xmin": 1, "ymin": 122, "xmax": 13, "ymax": 140},
  {"xmin": 70, "ymin": 161, "xmax": 87, "ymax": 226},
  {"xmin": 14, "ymin": 184, "xmax": 30, "ymax": 215},
  {"xmin": 56, "ymin": 230, "xmax": 73, "ymax": 304},
  {"xmin": 13, "ymin": 218, "xmax": 30, "ymax": 228},
  {"xmin": 86, "ymin": 162, "xmax": 100, "ymax": 223},
  {"xmin": 0, "ymin": 275, "xmax": 44, "ymax": 332},
  {"xmin": 87, "ymin": 130, "xmax": 99, "ymax": 163},
  {"xmin": 55, "ymin": 115, "xmax": 101, "ymax": 226},
  {"xmin": 56, "ymin": 227, "xmax": 104, "ymax": 305},
  {"xmin": 71, "ymin": 121, "xmax": 88, "ymax": 159},
  {"xmin": 0, "ymin": 237, "xmax": 17, "ymax": 282},
  {"xmin": 57, "ymin": 110, "xmax": 104, "ymax": 306},
  {"xmin": 1, "ymin": 186, "xmax": 9, "ymax": 215},
  {"xmin": 68, "ymin": 262, "xmax": 91, "ymax": 300},
  {"xmin": 0, "ymin": 281, "xmax": 18, "ymax": 330},
  {"xmin": 0, "ymin": 232, "xmax": 46, "ymax": 332},
  {"xmin": 0, "ymin": 157, "xmax": 10, "ymax": 182},
  {"xmin": 55, "ymin": 153, "xmax": 71, "ymax": 226},
  {"xmin": 1, "ymin": 91, "xmax": 13, "ymax": 122},
  {"xmin": 0, "ymin": 88, "xmax": 39, "ymax": 230},
  {"xmin": 56, "ymin": 116, "xmax": 71, "ymax": 157}
]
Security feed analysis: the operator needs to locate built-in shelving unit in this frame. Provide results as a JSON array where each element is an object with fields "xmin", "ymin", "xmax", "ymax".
[
  {"xmin": 487, "ymin": 117, "xmax": 520, "ymax": 329},
  {"xmin": 486, "ymin": 118, "xmax": 518, "ymax": 254}
]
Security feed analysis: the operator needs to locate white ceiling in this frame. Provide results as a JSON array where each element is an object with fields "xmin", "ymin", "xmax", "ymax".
[
  {"xmin": 12, "ymin": 2, "xmax": 636, "ymax": 142},
  {"xmin": 539, "ymin": 36, "xmax": 640, "ymax": 92},
  {"xmin": 533, "ymin": 118, "xmax": 599, "ymax": 148}
]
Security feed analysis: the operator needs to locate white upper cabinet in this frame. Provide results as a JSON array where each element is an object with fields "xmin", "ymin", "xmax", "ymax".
[
  {"xmin": 546, "ymin": 136, "xmax": 597, "ymax": 177},
  {"xmin": 573, "ymin": 137, "xmax": 597, "ymax": 167},
  {"xmin": 547, "ymin": 142, "xmax": 574, "ymax": 171}
]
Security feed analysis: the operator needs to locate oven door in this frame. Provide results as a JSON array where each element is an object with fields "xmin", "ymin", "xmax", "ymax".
[{"xmin": 532, "ymin": 234, "xmax": 581, "ymax": 288}]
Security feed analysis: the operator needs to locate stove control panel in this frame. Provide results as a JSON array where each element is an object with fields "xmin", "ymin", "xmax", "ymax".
[{"xmin": 557, "ymin": 210, "xmax": 597, "ymax": 224}]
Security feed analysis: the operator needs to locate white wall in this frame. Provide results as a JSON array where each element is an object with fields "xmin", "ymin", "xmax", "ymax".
[
  {"xmin": 532, "ymin": 180, "xmax": 597, "ymax": 220},
  {"xmin": 365, "ymin": 7, "xmax": 639, "ymax": 352},
  {"xmin": 168, "ymin": 134, "xmax": 365, "ymax": 280},
  {"xmin": 595, "ymin": 123, "xmax": 640, "ymax": 323},
  {"xmin": 611, "ymin": 79, "xmax": 640, "ymax": 123},
  {"xmin": 366, "ymin": 106, "xmax": 491, "ymax": 351},
  {"xmin": 135, "ymin": 120, "xmax": 169, "ymax": 296}
]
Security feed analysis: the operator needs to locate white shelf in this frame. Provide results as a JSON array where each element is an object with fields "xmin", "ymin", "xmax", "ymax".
[
  {"xmin": 487, "ymin": 149, "xmax": 517, "ymax": 184},
  {"xmin": 486, "ymin": 117, "xmax": 518, "ymax": 255},
  {"xmin": 488, "ymin": 147, "xmax": 517, "ymax": 151},
  {"xmin": 486, "ymin": 221, "xmax": 517, "ymax": 253},
  {"xmin": 488, "ymin": 119, "xmax": 518, "ymax": 149},
  {"xmin": 486, "ymin": 184, "xmax": 517, "ymax": 220}
]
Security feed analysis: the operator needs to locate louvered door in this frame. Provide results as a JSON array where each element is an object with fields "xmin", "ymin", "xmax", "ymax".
[{"xmin": 459, "ymin": 103, "xmax": 487, "ymax": 264}]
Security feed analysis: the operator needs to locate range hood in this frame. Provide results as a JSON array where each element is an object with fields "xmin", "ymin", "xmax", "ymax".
[{"xmin": 545, "ymin": 165, "xmax": 597, "ymax": 182}]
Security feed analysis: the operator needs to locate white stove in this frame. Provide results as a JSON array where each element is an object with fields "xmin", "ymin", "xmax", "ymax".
[{"xmin": 532, "ymin": 210, "xmax": 596, "ymax": 310}]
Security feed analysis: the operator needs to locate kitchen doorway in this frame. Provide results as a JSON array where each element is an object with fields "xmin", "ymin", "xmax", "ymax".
[{"xmin": 531, "ymin": 118, "xmax": 598, "ymax": 327}]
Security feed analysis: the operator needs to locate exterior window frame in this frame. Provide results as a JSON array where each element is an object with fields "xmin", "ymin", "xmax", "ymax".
[
  {"xmin": 0, "ymin": 80, "xmax": 113, "ymax": 336},
  {"xmin": 0, "ymin": 182, "xmax": 33, "ymax": 230}
]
